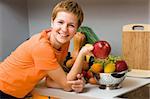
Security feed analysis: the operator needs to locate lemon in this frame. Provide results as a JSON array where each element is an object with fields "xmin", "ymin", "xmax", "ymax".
[
  {"xmin": 85, "ymin": 55, "xmax": 91, "ymax": 63},
  {"xmin": 104, "ymin": 63, "xmax": 116, "ymax": 73}
]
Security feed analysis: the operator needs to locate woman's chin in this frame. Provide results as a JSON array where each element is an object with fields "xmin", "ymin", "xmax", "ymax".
[
  {"xmin": 56, "ymin": 36, "xmax": 70, "ymax": 44},
  {"xmin": 57, "ymin": 39, "xmax": 68, "ymax": 44}
]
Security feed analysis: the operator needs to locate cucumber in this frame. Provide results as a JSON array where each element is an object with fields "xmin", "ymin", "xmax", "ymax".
[{"xmin": 77, "ymin": 26, "xmax": 99, "ymax": 44}]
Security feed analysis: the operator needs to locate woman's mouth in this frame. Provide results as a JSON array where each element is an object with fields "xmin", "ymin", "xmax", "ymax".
[{"xmin": 58, "ymin": 32, "xmax": 69, "ymax": 37}]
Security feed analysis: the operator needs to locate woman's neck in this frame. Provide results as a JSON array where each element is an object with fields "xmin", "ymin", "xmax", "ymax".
[{"xmin": 48, "ymin": 32, "xmax": 62, "ymax": 50}]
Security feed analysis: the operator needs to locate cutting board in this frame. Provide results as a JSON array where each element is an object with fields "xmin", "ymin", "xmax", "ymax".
[{"xmin": 122, "ymin": 24, "xmax": 150, "ymax": 70}]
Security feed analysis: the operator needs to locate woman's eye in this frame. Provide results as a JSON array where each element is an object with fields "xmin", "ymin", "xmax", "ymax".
[
  {"xmin": 70, "ymin": 24, "xmax": 75, "ymax": 27},
  {"xmin": 58, "ymin": 21, "xmax": 63, "ymax": 24}
]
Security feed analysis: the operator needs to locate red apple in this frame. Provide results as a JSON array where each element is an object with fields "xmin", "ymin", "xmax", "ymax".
[
  {"xmin": 115, "ymin": 60, "xmax": 128, "ymax": 72},
  {"xmin": 81, "ymin": 70, "xmax": 87, "ymax": 77},
  {"xmin": 86, "ymin": 70, "xmax": 94, "ymax": 79},
  {"xmin": 92, "ymin": 40, "xmax": 111, "ymax": 59}
]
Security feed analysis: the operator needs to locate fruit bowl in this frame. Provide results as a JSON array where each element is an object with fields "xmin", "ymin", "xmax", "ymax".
[{"xmin": 98, "ymin": 70, "xmax": 128, "ymax": 90}]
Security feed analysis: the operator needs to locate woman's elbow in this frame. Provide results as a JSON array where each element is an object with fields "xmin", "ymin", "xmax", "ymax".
[{"xmin": 45, "ymin": 77, "xmax": 52, "ymax": 87}]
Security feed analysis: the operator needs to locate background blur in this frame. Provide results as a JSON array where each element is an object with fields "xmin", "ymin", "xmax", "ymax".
[{"xmin": 0, "ymin": 0, "xmax": 149, "ymax": 61}]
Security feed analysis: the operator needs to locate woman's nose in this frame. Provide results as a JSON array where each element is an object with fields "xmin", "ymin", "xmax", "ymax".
[{"xmin": 61, "ymin": 24, "xmax": 67, "ymax": 32}]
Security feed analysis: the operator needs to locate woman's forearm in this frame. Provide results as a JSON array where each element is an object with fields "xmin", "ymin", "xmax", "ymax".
[
  {"xmin": 46, "ymin": 68, "xmax": 72, "ymax": 92},
  {"xmin": 66, "ymin": 44, "xmax": 93, "ymax": 81},
  {"xmin": 46, "ymin": 77, "xmax": 61, "ymax": 88},
  {"xmin": 67, "ymin": 52, "xmax": 84, "ymax": 80}
]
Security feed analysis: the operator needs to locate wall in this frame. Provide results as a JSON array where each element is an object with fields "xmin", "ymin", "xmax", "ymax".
[
  {"xmin": 0, "ymin": 0, "xmax": 29, "ymax": 60},
  {"xmin": 81, "ymin": 0, "xmax": 149, "ymax": 55},
  {"xmin": 149, "ymin": 0, "xmax": 150, "ymax": 23},
  {"xmin": 27, "ymin": 0, "xmax": 149, "ymax": 56},
  {"xmin": 27, "ymin": 0, "xmax": 61, "ymax": 36},
  {"xmin": 0, "ymin": 2, "xmax": 2, "ymax": 61},
  {"xmin": 0, "ymin": 0, "xmax": 149, "ymax": 61}
]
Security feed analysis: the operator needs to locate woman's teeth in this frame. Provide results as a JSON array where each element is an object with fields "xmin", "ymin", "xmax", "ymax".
[{"xmin": 58, "ymin": 32, "xmax": 68, "ymax": 37}]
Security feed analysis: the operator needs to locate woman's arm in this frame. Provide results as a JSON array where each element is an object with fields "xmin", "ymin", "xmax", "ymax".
[
  {"xmin": 46, "ymin": 67, "xmax": 85, "ymax": 92},
  {"xmin": 46, "ymin": 76, "xmax": 61, "ymax": 89},
  {"xmin": 46, "ymin": 45, "xmax": 93, "ymax": 92},
  {"xmin": 46, "ymin": 67, "xmax": 72, "ymax": 91},
  {"xmin": 67, "ymin": 44, "xmax": 93, "ymax": 81}
]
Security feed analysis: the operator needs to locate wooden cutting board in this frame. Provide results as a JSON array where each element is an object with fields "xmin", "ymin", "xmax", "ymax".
[{"xmin": 122, "ymin": 24, "xmax": 150, "ymax": 70}]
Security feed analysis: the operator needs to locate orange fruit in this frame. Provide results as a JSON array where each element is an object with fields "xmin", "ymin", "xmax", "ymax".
[
  {"xmin": 32, "ymin": 92, "xmax": 59, "ymax": 99},
  {"xmin": 90, "ymin": 63, "xmax": 103, "ymax": 74},
  {"xmin": 104, "ymin": 63, "xmax": 116, "ymax": 73},
  {"xmin": 88, "ymin": 77, "xmax": 97, "ymax": 85}
]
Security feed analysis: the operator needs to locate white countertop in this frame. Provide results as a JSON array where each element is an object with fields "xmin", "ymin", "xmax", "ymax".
[{"xmin": 32, "ymin": 77, "xmax": 150, "ymax": 99}]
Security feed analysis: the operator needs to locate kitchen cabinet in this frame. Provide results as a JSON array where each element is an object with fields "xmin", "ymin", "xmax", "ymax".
[{"xmin": 118, "ymin": 84, "xmax": 150, "ymax": 99}]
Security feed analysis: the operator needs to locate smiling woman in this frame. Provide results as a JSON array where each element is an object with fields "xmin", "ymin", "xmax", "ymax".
[
  {"xmin": 50, "ymin": 11, "xmax": 78, "ymax": 47},
  {"xmin": 0, "ymin": 0, "xmax": 94, "ymax": 99}
]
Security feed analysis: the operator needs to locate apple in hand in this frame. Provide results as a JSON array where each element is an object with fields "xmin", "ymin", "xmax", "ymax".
[
  {"xmin": 92, "ymin": 40, "xmax": 111, "ymax": 59},
  {"xmin": 115, "ymin": 60, "xmax": 128, "ymax": 72}
]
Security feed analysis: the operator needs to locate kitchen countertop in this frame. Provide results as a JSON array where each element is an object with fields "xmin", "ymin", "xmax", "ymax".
[{"xmin": 32, "ymin": 77, "xmax": 150, "ymax": 99}]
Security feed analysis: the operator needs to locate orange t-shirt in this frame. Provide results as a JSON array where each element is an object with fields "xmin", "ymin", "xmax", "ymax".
[{"xmin": 0, "ymin": 29, "xmax": 69, "ymax": 98}]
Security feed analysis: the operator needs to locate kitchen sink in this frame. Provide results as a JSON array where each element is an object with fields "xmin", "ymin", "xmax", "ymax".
[{"xmin": 117, "ymin": 84, "xmax": 150, "ymax": 99}]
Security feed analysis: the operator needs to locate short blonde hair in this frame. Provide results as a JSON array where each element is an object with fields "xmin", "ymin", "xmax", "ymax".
[{"xmin": 51, "ymin": 0, "xmax": 84, "ymax": 27}]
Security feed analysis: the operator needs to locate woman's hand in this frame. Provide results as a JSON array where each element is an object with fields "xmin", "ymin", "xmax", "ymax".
[
  {"xmin": 79, "ymin": 44, "xmax": 94, "ymax": 56},
  {"xmin": 46, "ymin": 73, "xmax": 85, "ymax": 93},
  {"xmin": 67, "ymin": 74, "xmax": 85, "ymax": 93}
]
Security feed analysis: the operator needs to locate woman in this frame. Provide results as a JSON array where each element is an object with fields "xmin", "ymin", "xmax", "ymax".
[{"xmin": 0, "ymin": 0, "xmax": 93, "ymax": 98}]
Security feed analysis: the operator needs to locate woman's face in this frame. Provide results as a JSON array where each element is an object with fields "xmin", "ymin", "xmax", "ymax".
[{"xmin": 51, "ymin": 11, "xmax": 78, "ymax": 45}]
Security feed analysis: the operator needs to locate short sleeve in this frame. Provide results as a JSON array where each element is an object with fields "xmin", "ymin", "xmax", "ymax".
[{"xmin": 31, "ymin": 42, "xmax": 60, "ymax": 70}]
